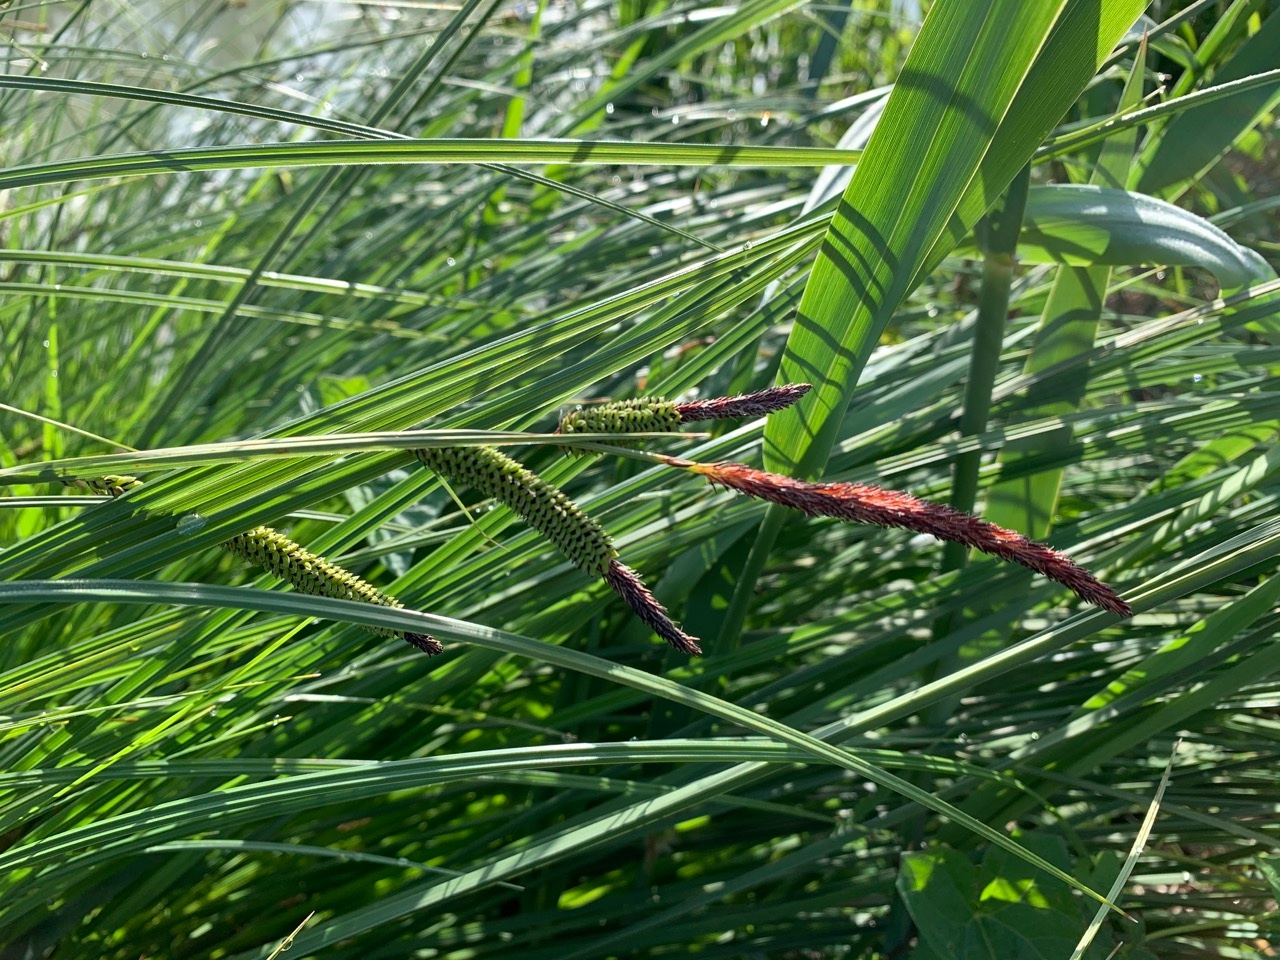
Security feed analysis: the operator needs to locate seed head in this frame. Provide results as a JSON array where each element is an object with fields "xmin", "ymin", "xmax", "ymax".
[
  {"xmin": 413, "ymin": 445, "xmax": 618, "ymax": 577},
  {"xmin": 678, "ymin": 460, "xmax": 1131, "ymax": 618},
  {"xmin": 554, "ymin": 384, "xmax": 811, "ymax": 452},
  {"xmin": 556, "ymin": 397, "xmax": 683, "ymax": 449},
  {"xmin": 223, "ymin": 526, "xmax": 444, "ymax": 654},
  {"xmin": 414, "ymin": 446, "xmax": 703, "ymax": 654},
  {"xmin": 674, "ymin": 383, "xmax": 812, "ymax": 423},
  {"xmin": 603, "ymin": 560, "xmax": 702, "ymax": 655},
  {"xmin": 77, "ymin": 476, "xmax": 441, "ymax": 654}
]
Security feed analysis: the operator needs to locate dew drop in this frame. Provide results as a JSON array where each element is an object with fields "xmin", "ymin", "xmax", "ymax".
[{"xmin": 176, "ymin": 513, "xmax": 207, "ymax": 535}]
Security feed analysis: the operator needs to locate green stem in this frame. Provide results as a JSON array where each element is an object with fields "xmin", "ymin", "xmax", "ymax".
[{"xmin": 939, "ymin": 164, "xmax": 1031, "ymax": 574}]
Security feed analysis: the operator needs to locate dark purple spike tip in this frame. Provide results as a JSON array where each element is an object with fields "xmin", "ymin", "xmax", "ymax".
[
  {"xmin": 404, "ymin": 632, "xmax": 444, "ymax": 656},
  {"xmin": 675, "ymin": 383, "xmax": 813, "ymax": 423},
  {"xmin": 604, "ymin": 560, "xmax": 702, "ymax": 656}
]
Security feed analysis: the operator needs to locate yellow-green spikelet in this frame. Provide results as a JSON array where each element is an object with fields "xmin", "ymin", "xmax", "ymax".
[
  {"xmin": 413, "ymin": 446, "xmax": 617, "ymax": 577},
  {"xmin": 81, "ymin": 474, "xmax": 145, "ymax": 497},
  {"xmin": 557, "ymin": 398, "xmax": 681, "ymax": 444},
  {"xmin": 223, "ymin": 526, "xmax": 414, "ymax": 640},
  {"xmin": 76, "ymin": 475, "xmax": 440, "ymax": 654}
]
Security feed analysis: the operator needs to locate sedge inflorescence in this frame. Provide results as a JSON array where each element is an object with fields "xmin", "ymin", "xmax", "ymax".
[
  {"xmin": 417, "ymin": 378, "xmax": 1128, "ymax": 656},
  {"xmin": 671, "ymin": 459, "xmax": 1132, "ymax": 619},
  {"xmin": 556, "ymin": 383, "xmax": 813, "ymax": 442},
  {"xmin": 556, "ymin": 397, "xmax": 682, "ymax": 445},
  {"xmin": 411, "ymin": 445, "xmax": 701, "ymax": 655},
  {"xmin": 69, "ymin": 378, "xmax": 1129, "ymax": 661},
  {"xmin": 414, "ymin": 384, "xmax": 815, "ymax": 655},
  {"xmin": 223, "ymin": 526, "xmax": 442, "ymax": 654},
  {"xmin": 412, "ymin": 446, "xmax": 618, "ymax": 577},
  {"xmin": 72, "ymin": 475, "xmax": 440, "ymax": 655}
]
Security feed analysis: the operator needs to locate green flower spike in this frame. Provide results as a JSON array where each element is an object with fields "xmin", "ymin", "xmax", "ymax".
[
  {"xmin": 73, "ymin": 475, "xmax": 441, "ymax": 655},
  {"xmin": 556, "ymin": 397, "xmax": 682, "ymax": 446},
  {"xmin": 413, "ymin": 445, "xmax": 700, "ymax": 655},
  {"xmin": 222, "ymin": 526, "xmax": 442, "ymax": 654},
  {"xmin": 413, "ymin": 445, "xmax": 619, "ymax": 577},
  {"xmin": 555, "ymin": 384, "xmax": 812, "ymax": 449}
]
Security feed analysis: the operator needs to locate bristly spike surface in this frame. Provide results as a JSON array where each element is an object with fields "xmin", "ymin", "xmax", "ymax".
[
  {"xmin": 222, "ymin": 526, "xmax": 444, "ymax": 654},
  {"xmin": 556, "ymin": 397, "xmax": 683, "ymax": 450},
  {"xmin": 679, "ymin": 460, "xmax": 1132, "ymax": 618},
  {"xmin": 554, "ymin": 384, "xmax": 813, "ymax": 448},
  {"xmin": 414, "ymin": 446, "xmax": 701, "ymax": 655},
  {"xmin": 674, "ymin": 383, "xmax": 813, "ymax": 423},
  {"xmin": 78, "ymin": 476, "xmax": 442, "ymax": 655},
  {"xmin": 412, "ymin": 445, "xmax": 618, "ymax": 577},
  {"xmin": 604, "ymin": 560, "xmax": 702, "ymax": 655}
]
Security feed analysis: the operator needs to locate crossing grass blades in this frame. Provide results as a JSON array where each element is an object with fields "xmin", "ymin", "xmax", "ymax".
[{"xmin": 67, "ymin": 475, "xmax": 441, "ymax": 655}]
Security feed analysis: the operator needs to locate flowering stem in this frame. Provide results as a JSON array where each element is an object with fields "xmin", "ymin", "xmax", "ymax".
[
  {"xmin": 411, "ymin": 446, "xmax": 701, "ymax": 655},
  {"xmin": 71, "ymin": 475, "xmax": 441, "ymax": 654},
  {"xmin": 557, "ymin": 384, "xmax": 812, "ymax": 440},
  {"xmin": 656, "ymin": 459, "xmax": 1131, "ymax": 618}
]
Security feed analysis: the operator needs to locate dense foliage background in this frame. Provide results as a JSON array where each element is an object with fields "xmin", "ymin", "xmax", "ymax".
[{"xmin": 1, "ymin": 0, "xmax": 1279, "ymax": 956}]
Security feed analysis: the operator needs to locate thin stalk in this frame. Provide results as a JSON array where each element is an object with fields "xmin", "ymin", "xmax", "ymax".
[{"xmin": 939, "ymin": 165, "xmax": 1030, "ymax": 575}]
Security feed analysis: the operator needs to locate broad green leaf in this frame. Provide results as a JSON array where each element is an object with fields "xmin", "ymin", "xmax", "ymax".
[
  {"xmin": 996, "ymin": 185, "xmax": 1275, "ymax": 292},
  {"xmin": 766, "ymin": 0, "xmax": 1147, "ymax": 479},
  {"xmin": 899, "ymin": 838, "xmax": 1114, "ymax": 960},
  {"xmin": 984, "ymin": 45, "xmax": 1144, "ymax": 540},
  {"xmin": 913, "ymin": 0, "xmax": 1152, "ymax": 294}
]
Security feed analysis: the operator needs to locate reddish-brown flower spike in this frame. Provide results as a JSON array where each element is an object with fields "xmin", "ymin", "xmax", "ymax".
[
  {"xmin": 603, "ymin": 560, "xmax": 702, "ymax": 655},
  {"xmin": 676, "ymin": 459, "xmax": 1132, "ymax": 618},
  {"xmin": 674, "ymin": 383, "xmax": 813, "ymax": 423}
]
